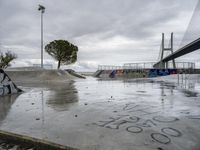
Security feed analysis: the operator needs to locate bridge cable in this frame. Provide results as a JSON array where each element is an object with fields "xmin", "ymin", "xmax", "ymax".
[{"xmin": 179, "ymin": 0, "xmax": 200, "ymax": 48}]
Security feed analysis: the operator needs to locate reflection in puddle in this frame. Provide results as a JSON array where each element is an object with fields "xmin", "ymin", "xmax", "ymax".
[
  {"xmin": 181, "ymin": 89, "xmax": 198, "ymax": 97},
  {"xmin": 0, "ymin": 94, "xmax": 20, "ymax": 122},
  {"xmin": 19, "ymin": 81, "xmax": 79, "ymax": 112},
  {"xmin": 46, "ymin": 82, "xmax": 79, "ymax": 111}
]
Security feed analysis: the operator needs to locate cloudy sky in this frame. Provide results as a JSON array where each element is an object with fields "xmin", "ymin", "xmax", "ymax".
[{"xmin": 0, "ymin": 0, "xmax": 200, "ymax": 71}]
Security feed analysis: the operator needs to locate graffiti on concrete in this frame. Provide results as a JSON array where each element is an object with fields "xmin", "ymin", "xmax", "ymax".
[
  {"xmin": 150, "ymin": 133, "xmax": 171, "ymax": 144},
  {"xmin": 161, "ymin": 127, "xmax": 182, "ymax": 137},
  {"xmin": 91, "ymin": 102, "xmax": 199, "ymax": 145},
  {"xmin": 152, "ymin": 116, "xmax": 179, "ymax": 123},
  {"xmin": 148, "ymin": 69, "xmax": 177, "ymax": 77},
  {"xmin": 0, "ymin": 69, "xmax": 22, "ymax": 96},
  {"xmin": 126, "ymin": 126, "xmax": 143, "ymax": 133},
  {"xmin": 93, "ymin": 113, "xmax": 182, "ymax": 145},
  {"xmin": 93, "ymin": 115, "xmax": 140, "ymax": 129},
  {"xmin": 96, "ymin": 69, "xmax": 178, "ymax": 78}
]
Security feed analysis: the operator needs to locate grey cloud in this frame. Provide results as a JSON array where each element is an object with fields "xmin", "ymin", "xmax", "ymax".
[
  {"xmin": 0, "ymin": 0, "xmax": 199, "ymax": 70},
  {"xmin": 43, "ymin": 0, "xmax": 187, "ymax": 39}
]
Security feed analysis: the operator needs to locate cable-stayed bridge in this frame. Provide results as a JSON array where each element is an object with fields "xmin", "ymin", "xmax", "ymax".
[
  {"xmin": 95, "ymin": 0, "xmax": 200, "ymax": 78},
  {"xmin": 154, "ymin": 0, "xmax": 200, "ymax": 69}
]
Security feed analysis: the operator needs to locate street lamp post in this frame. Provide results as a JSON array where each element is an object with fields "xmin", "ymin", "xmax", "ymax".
[{"xmin": 38, "ymin": 5, "xmax": 45, "ymax": 68}]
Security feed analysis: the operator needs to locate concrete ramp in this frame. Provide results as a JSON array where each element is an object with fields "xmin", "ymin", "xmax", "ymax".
[
  {"xmin": 0, "ymin": 130, "xmax": 78, "ymax": 150},
  {"xmin": 65, "ymin": 69, "xmax": 86, "ymax": 79},
  {"xmin": 93, "ymin": 70, "xmax": 104, "ymax": 77},
  {"xmin": 5, "ymin": 69, "xmax": 81, "ymax": 86},
  {"xmin": 0, "ymin": 69, "xmax": 22, "ymax": 96}
]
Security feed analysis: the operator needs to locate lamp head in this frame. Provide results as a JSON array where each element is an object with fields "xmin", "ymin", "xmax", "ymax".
[{"xmin": 38, "ymin": 5, "xmax": 45, "ymax": 13}]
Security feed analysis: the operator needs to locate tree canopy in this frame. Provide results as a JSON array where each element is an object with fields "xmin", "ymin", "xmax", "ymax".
[
  {"xmin": 0, "ymin": 51, "xmax": 17, "ymax": 69},
  {"xmin": 45, "ymin": 40, "xmax": 78, "ymax": 69}
]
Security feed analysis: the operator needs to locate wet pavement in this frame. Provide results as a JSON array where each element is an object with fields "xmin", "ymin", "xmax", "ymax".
[{"xmin": 0, "ymin": 75, "xmax": 200, "ymax": 150}]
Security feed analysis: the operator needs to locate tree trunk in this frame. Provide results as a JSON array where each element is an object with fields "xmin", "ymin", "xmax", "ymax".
[{"xmin": 57, "ymin": 60, "xmax": 61, "ymax": 69}]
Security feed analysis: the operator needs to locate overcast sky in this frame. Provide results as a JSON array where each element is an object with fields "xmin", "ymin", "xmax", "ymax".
[{"xmin": 0, "ymin": 0, "xmax": 200, "ymax": 71}]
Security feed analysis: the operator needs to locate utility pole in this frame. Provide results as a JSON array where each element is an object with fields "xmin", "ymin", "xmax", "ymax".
[{"xmin": 38, "ymin": 5, "xmax": 45, "ymax": 68}]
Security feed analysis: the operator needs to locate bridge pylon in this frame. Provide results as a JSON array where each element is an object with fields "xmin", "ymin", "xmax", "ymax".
[{"xmin": 159, "ymin": 32, "xmax": 176, "ymax": 69}]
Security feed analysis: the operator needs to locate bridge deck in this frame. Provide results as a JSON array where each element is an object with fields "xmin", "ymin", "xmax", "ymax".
[{"xmin": 155, "ymin": 37, "xmax": 200, "ymax": 67}]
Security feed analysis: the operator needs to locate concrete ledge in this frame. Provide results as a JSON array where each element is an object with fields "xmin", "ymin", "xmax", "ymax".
[
  {"xmin": 65, "ymin": 69, "xmax": 86, "ymax": 79},
  {"xmin": 0, "ymin": 130, "xmax": 78, "ymax": 150}
]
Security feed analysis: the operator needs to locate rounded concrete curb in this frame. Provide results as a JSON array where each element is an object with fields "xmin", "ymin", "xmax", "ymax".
[{"xmin": 0, "ymin": 130, "xmax": 78, "ymax": 150}]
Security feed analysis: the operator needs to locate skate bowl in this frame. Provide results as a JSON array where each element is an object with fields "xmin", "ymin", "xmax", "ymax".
[{"xmin": 5, "ymin": 69, "xmax": 81, "ymax": 85}]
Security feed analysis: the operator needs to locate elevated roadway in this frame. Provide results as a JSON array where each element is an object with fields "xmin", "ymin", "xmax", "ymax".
[{"xmin": 154, "ymin": 38, "xmax": 200, "ymax": 68}]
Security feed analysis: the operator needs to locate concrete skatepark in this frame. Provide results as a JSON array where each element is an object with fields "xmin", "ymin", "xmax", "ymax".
[{"xmin": 0, "ymin": 69, "xmax": 200, "ymax": 150}]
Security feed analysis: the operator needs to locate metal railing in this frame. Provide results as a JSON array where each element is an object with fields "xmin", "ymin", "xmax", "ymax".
[
  {"xmin": 123, "ymin": 62, "xmax": 156, "ymax": 69},
  {"xmin": 98, "ymin": 65, "xmax": 123, "ymax": 70},
  {"xmin": 98, "ymin": 62, "xmax": 195, "ymax": 70}
]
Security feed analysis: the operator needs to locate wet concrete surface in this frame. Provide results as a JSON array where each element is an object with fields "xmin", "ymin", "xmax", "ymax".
[{"xmin": 0, "ymin": 75, "xmax": 200, "ymax": 150}]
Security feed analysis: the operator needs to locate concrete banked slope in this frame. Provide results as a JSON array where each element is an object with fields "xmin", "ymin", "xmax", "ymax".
[
  {"xmin": 0, "ymin": 69, "xmax": 22, "ymax": 96},
  {"xmin": 4, "ymin": 68, "xmax": 86, "ymax": 87}
]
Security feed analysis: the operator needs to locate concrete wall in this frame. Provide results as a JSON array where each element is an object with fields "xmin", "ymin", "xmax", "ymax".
[{"xmin": 94, "ymin": 68, "xmax": 200, "ymax": 79}]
